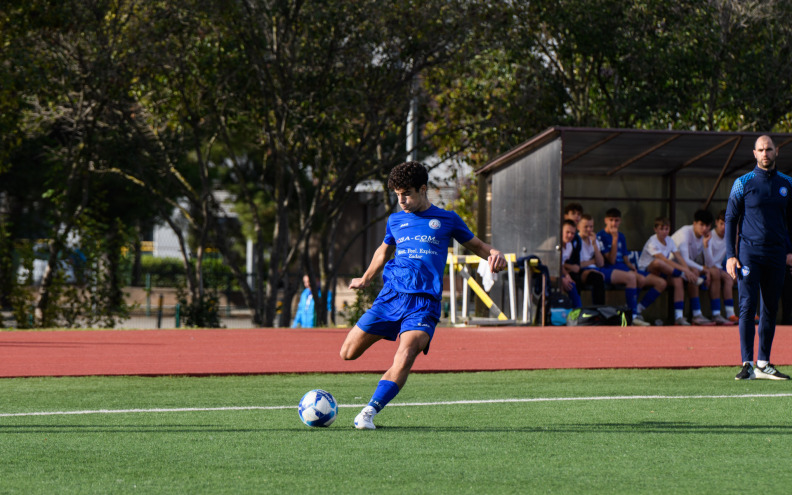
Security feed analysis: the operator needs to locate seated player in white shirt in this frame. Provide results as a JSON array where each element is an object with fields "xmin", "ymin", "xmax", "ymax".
[
  {"xmin": 671, "ymin": 209, "xmax": 730, "ymax": 325},
  {"xmin": 703, "ymin": 209, "xmax": 737, "ymax": 323},
  {"xmin": 575, "ymin": 214, "xmax": 606, "ymax": 305},
  {"xmin": 638, "ymin": 217, "xmax": 701, "ymax": 325}
]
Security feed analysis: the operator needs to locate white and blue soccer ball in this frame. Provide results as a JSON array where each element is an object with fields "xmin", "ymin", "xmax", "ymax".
[{"xmin": 298, "ymin": 389, "xmax": 338, "ymax": 427}]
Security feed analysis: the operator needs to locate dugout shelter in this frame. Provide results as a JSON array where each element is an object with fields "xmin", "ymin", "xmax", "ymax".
[{"xmin": 474, "ymin": 126, "xmax": 792, "ymax": 303}]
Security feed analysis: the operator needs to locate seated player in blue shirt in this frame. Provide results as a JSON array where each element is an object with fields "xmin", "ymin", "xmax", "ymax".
[
  {"xmin": 340, "ymin": 161, "xmax": 507, "ymax": 429},
  {"xmin": 596, "ymin": 208, "xmax": 665, "ymax": 326}
]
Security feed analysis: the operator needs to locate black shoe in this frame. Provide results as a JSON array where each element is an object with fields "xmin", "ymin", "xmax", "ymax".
[
  {"xmin": 735, "ymin": 363, "xmax": 755, "ymax": 380},
  {"xmin": 755, "ymin": 364, "xmax": 790, "ymax": 380}
]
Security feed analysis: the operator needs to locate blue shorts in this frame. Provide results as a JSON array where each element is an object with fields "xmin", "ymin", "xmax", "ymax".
[{"xmin": 356, "ymin": 286, "xmax": 440, "ymax": 343}]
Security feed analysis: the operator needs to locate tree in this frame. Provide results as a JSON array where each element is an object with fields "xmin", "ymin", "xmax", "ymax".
[
  {"xmin": 424, "ymin": 0, "xmax": 792, "ymax": 170},
  {"xmin": 222, "ymin": 0, "xmax": 512, "ymax": 326},
  {"xmin": 2, "ymin": 0, "xmax": 148, "ymax": 326}
]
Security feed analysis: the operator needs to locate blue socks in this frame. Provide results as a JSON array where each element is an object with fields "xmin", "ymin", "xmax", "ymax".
[
  {"xmin": 691, "ymin": 297, "xmax": 703, "ymax": 316},
  {"xmin": 625, "ymin": 288, "xmax": 638, "ymax": 314},
  {"xmin": 691, "ymin": 297, "xmax": 701, "ymax": 311},
  {"xmin": 368, "ymin": 380, "xmax": 400, "ymax": 412},
  {"xmin": 639, "ymin": 288, "xmax": 661, "ymax": 310},
  {"xmin": 674, "ymin": 300, "xmax": 685, "ymax": 319},
  {"xmin": 569, "ymin": 284, "xmax": 582, "ymax": 308},
  {"xmin": 711, "ymin": 298, "xmax": 721, "ymax": 312}
]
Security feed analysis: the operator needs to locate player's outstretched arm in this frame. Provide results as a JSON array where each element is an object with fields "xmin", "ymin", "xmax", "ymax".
[
  {"xmin": 349, "ymin": 242, "xmax": 395, "ymax": 290},
  {"xmin": 462, "ymin": 237, "xmax": 506, "ymax": 273}
]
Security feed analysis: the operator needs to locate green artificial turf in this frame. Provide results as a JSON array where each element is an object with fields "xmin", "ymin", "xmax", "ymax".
[{"xmin": 1, "ymin": 369, "xmax": 791, "ymax": 494}]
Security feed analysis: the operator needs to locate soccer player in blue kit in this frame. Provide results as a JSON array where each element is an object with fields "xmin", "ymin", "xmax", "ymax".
[
  {"xmin": 340, "ymin": 161, "xmax": 507, "ymax": 429},
  {"xmin": 726, "ymin": 135, "xmax": 792, "ymax": 380}
]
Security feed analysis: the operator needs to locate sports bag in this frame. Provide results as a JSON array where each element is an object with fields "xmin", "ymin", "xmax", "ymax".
[
  {"xmin": 548, "ymin": 290, "xmax": 575, "ymax": 326},
  {"xmin": 566, "ymin": 305, "xmax": 632, "ymax": 326}
]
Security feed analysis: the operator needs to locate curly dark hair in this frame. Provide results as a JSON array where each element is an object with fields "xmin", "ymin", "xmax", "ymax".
[{"xmin": 387, "ymin": 161, "xmax": 428, "ymax": 191}]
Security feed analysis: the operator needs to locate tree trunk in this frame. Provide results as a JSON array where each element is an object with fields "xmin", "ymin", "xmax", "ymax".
[{"xmin": 35, "ymin": 238, "xmax": 65, "ymax": 326}]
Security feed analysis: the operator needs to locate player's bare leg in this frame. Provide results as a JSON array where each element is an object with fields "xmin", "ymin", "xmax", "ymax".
[
  {"xmin": 707, "ymin": 266, "xmax": 722, "ymax": 296},
  {"xmin": 610, "ymin": 269, "xmax": 636, "ymax": 288},
  {"xmin": 382, "ymin": 330, "xmax": 431, "ymax": 388},
  {"xmin": 340, "ymin": 326, "xmax": 384, "ymax": 361}
]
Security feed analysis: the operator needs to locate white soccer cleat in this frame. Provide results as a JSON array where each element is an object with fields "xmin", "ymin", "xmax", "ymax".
[
  {"xmin": 754, "ymin": 363, "xmax": 790, "ymax": 380},
  {"xmin": 354, "ymin": 405, "xmax": 377, "ymax": 430},
  {"xmin": 711, "ymin": 314, "xmax": 735, "ymax": 326}
]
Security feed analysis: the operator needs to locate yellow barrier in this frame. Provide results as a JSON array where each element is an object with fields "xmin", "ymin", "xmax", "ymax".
[
  {"xmin": 447, "ymin": 253, "xmax": 519, "ymax": 325},
  {"xmin": 447, "ymin": 253, "xmax": 547, "ymax": 326}
]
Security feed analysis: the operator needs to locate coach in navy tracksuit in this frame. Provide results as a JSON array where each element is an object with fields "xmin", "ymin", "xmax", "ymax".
[{"xmin": 726, "ymin": 135, "xmax": 792, "ymax": 381}]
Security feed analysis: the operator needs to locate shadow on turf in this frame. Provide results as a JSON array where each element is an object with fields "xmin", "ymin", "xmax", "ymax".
[
  {"xmin": 4, "ymin": 421, "xmax": 792, "ymax": 434},
  {"xmin": 0, "ymin": 424, "xmax": 279, "ymax": 434},
  {"xmin": 365, "ymin": 421, "xmax": 792, "ymax": 434}
]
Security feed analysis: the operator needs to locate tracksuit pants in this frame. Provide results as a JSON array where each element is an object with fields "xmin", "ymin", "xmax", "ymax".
[{"xmin": 737, "ymin": 251, "xmax": 786, "ymax": 363}]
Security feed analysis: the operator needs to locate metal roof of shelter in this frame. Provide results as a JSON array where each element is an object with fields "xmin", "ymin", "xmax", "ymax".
[{"xmin": 477, "ymin": 126, "xmax": 792, "ymax": 180}]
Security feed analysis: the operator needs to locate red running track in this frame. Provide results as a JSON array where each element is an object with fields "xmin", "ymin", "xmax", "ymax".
[{"xmin": 1, "ymin": 326, "xmax": 791, "ymax": 378}]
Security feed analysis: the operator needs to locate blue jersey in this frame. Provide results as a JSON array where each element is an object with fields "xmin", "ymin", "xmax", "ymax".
[
  {"xmin": 596, "ymin": 230, "xmax": 630, "ymax": 268},
  {"xmin": 382, "ymin": 205, "xmax": 474, "ymax": 300},
  {"xmin": 725, "ymin": 166, "xmax": 792, "ymax": 260},
  {"xmin": 291, "ymin": 288, "xmax": 315, "ymax": 328}
]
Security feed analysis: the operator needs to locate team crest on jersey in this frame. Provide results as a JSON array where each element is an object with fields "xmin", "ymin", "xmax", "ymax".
[
  {"xmin": 428, "ymin": 219, "xmax": 441, "ymax": 230},
  {"xmin": 781, "ymin": 187, "xmax": 789, "ymax": 197},
  {"xmin": 741, "ymin": 265, "xmax": 750, "ymax": 277}
]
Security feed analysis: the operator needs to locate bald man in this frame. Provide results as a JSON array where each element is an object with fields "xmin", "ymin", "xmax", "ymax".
[{"xmin": 726, "ymin": 135, "xmax": 792, "ymax": 380}]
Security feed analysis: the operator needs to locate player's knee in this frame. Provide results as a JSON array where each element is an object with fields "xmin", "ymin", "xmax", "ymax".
[{"xmin": 339, "ymin": 344, "xmax": 357, "ymax": 361}]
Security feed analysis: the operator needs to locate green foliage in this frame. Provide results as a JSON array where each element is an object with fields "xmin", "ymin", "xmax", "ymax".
[
  {"xmin": 138, "ymin": 257, "xmax": 234, "ymax": 290},
  {"xmin": 4, "ymin": 239, "xmax": 36, "ymax": 328},
  {"xmin": 444, "ymin": 171, "xmax": 478, "ymax": 232},
  {"xmin": 425, "ymin": 0, "xmax": 792, "ymax": 167},
  {"xmin": 176, "ymin": 290, "xmax": 222, "ymax": 329},
  {"xmin": 1, "ymin": 212, "xmax": 139, "ymax": 329},
  {"xmin": 339, "ymin": 279, "xmax": 382, "ymax": 326},
  {"xmin": 7, "ymin": 0, "xmax": 792, "ymax": 329},
  {"xmin": 139, "ymin": 257, "xmax": 186, "ymax": 288},
  {"xmin": 0, "ymin": 220, "xmax": 15, "ymax": 309}
]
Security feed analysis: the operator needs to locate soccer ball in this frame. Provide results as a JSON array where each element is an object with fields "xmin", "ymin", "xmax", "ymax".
[{"xmin": 298, "ymin": 389, "xmax": 338, "ymax": 427}]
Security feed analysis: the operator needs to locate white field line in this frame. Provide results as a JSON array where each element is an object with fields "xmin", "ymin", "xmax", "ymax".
[{"xmin": 2, "ymin": 393, "xmax": 792, "ymax": 418}]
